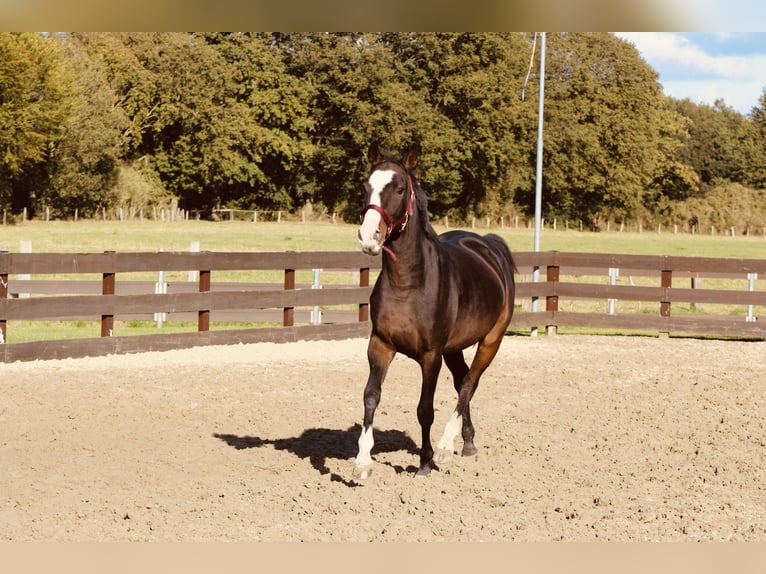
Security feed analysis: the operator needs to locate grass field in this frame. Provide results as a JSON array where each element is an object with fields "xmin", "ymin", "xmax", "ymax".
[
  {"xmin": 2, "ymin": 219, "xmax": 764, "ymax": 343},
  {"xmin": 2, "ymin": 217, "xmax": 766, "ymax": 258}
]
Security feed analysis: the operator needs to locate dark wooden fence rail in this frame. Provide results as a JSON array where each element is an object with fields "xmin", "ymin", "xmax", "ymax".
[
  {"xmin": 0, "ymin": 250, "xmax": 377, "ymax": 362},
  {"xmin": 1, "ymin": 250, "xmax": 765, "ymax": 363},
  {"xmin": 511, "ymin": 251, "xmax": 766, "ymax": 338}
]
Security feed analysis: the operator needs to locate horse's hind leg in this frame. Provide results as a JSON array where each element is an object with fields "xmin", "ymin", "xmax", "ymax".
[
  {"xmin": 439, "ymin": 351, "xmax": 476, "ymax": 462},
  {"xmin": 353, "ymin": 335, "xmax": 395, "ymax": 480},
  {"xmin": 438, "ymin": 333, "xmax": 505, "ymax": 463}
]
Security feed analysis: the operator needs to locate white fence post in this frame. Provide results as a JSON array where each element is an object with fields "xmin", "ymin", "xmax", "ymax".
[
  {"xmin": 311, "ymin": 268, "xmax": 323, "ymax": 325},
  {"xmin": 155, "ymin": 248, "xmax": 167, "ymax": 328},
  {"xmin": 608, "ymin": 267, "xmax": 619, "ymax": 315},
  {"xmin": 747, "ymin": 273, "xmax": 758, "ymax": 322}
]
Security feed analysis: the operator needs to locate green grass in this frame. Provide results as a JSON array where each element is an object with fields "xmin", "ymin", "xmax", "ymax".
[
  {"xmin": 2, "ymin": 218, "xmax": 765, "ymax": 258},
  {"xmin": 2, "ymin": 219, "xmax": 764, "ymax": 343},
  {"xmin": 0, "ymin": 219, "xmax": 358, "ymax": 253}
]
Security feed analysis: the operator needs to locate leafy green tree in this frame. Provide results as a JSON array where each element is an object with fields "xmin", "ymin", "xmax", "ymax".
[
  {"xmin": 198, "ymin": 32, "xmax": 316, "ymax": 212},
  {"xmin": 526, "ymin": 32, "xmax": 675, "ymax": 226},
  {"xmin": 747, "ymin": 87, "xmax": 766, "ymax": 188},
  {"xmin": 273, "ymin": 32, "xmax": 462, "ymax": 219},
  {"xmin": 384, "ymin": 32, "xmax": 536, "ymax": 219},
  {"xmin": 69, "ymin": 32, "xmax": 160, "ymax": 161},
  {"xmin": 5, "ymin": 31, "xmax": 758, "ymax": 227},
  {"xmin": 642, "ymin": 97, "xmax": 701, "ymax": 221},
  {"xmin": 0, "ymin": 32, "xmax": 74, "ymax": 213},
  {"xmin": 673, "ymin": 98, "xmax": 759, "ymax": 188},
  {"xmin": 41, "ymin": 35, "xmax": 125, "ymax": 218},
  {"xmin": 78, "ymin": 32, "xmax": 318, "ymax": 215},
  {"xmin": 121, "ymin": 32, "xmax": 253, "ymax": 214}
]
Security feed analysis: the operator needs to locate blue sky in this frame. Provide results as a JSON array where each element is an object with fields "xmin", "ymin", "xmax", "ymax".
[{"xmin": 614, "ymin": 32, "xmax": 766, "ymax": 115}]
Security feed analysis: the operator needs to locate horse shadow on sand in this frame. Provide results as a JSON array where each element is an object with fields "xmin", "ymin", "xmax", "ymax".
[{"xmin": 214, "ymin": 425, "xmax": 418, "ymax": 487}]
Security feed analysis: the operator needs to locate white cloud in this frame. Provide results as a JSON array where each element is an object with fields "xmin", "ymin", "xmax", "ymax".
[
  {"xmin": 663, "ymin": 79, "xmax": 765, "ymax": 112},
  {"xmin": 618, "ymin": 32, "xmax": 761, "ymax": 79},
  {"xmin": 615, "ymin": 32, "xmax": 766, "ymax": 113}
]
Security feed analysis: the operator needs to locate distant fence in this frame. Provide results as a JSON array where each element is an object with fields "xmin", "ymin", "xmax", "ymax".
[
  {"xmin": 512, "ymin": 251, "xmax": 766, "ymax": 338},
  {"xmin": 1, "ymin": 250, "xmax": 765, "ymax": 362}
]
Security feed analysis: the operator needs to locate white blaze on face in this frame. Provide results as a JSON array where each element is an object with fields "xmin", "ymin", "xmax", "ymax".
[{"xmin": 358, "ymin": 169, "xmax": 395, "ymax": 254}]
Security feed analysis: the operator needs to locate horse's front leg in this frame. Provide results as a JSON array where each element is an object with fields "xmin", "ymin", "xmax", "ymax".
[
  {"xmin": 353, "ymin": 335, "xmax": 395, "ymax": 480},
  {"xmin": 415, "ymin": 350, "xmax": 443, "ymax": 476}
]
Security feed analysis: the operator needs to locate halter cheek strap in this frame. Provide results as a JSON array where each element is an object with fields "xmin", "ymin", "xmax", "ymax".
[{"xmin": 362, "ymin": 174, "xmax": 415, "ymax": 262}]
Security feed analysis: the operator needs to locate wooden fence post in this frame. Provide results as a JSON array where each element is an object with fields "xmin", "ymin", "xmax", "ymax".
[
  {"xmin": 546, "ymin": 264, "xmax": 560, "ymax": 336},
  {"xmin": 101, "ymin": 251, "xmax": 116, "ymax": 337},
  {"xmin": 283, "ymin": 268, "xmax": 295, "ymax": 327},
  {"xmin": 198, "ymin": 268, "xmax": 211, "ymax": 332},
  {"xmin": 660, "ymin": 268, "xmax": 672, "ymax": 336},
  {"xmin": 0, "ymin": 250, "xmax": 7, "ymax": 344},
  {"xmin": 358, "ymin": 267, "xmax": 370, "ymax": 322}
]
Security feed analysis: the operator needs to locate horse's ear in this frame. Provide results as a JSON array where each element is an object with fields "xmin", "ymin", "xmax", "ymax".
[
  {"xmin": 368, "ymin": 143, "xmax": 382, "ymax": 166},
  {"xmin": 403, "ymin": 144, "xmax": 419, "ymax": 170}
]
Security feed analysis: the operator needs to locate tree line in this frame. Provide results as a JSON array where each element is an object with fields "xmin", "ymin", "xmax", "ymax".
[{"xmin": 2, "ymin": 32, "xmax": 766, "ymax": 231}]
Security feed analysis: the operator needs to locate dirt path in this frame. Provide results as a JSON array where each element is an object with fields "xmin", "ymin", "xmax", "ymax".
[{"xmin": 1, "ymin": 334, "xmax": 765, "ymax": 541}]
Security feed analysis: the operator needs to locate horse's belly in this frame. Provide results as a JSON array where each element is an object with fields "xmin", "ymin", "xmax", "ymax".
[
  {"xmin": 443, "ymin": 319, "xmax": 497, "ymax": 351},
  {"xmin": 444, "ymin": 287, "xmax": 507, "ymax": 351}
]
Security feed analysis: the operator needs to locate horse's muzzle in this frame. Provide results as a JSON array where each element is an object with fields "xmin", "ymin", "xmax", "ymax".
[{"xmin": 358, "ymin": 228, "xmax": 382, "ymax": 256}]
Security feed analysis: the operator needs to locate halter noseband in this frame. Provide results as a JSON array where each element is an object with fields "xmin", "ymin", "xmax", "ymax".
[{"xmin": 362, "ymin": 172, "xmax": 415, "ymax": 262}]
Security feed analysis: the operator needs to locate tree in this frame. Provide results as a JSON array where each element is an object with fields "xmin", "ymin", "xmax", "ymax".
[
  {"xmin": 642, "ymin": 97, "xmax": 701, "ymax": 221},
  {"xmin": 81, "ymin": 32, "xmax": 319, "ymax": 215},
  {"xmin": 384, "ymin": 32, "xmax": 536, "ymax": 219},
  {"xmin": 527, "ymin": 33, "xmax": 674, "ymax": 226},
  {"xmin": 673, "ymin": 98, "xmax": 759, "ymax": 189},
  {"xmin": 0, "ymin": 32, "xmax": 74, "ymax": 213},
  {"xmin": 198, "ymin": 32, "xmax": 316, "ymax": 212},
  {"xmin": 747, "ymin": 87, "xmax": 766, "ymax": 188},
  {"xmin": 273, "ymin": 32, "xmax": 462, "ymax": 219},
  {"xmin": 41, "ymin": 35, "xmax": 125, "ymax": 218}
]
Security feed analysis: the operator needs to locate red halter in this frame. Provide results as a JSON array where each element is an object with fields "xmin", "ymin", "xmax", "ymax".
[{"xmin": 362, "ymin": 173, "xmax": 414, "ymax": 262}]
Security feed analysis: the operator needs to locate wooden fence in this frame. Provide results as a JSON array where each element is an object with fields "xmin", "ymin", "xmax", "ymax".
[{"xmin": 1, "ymin": 250, "xmax": 765, "ymax": 363}]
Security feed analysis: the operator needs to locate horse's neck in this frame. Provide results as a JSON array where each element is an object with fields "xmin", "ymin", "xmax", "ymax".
[{"xmin": 381, "ymin": 219, "xmax": 438, "ymax": 289}]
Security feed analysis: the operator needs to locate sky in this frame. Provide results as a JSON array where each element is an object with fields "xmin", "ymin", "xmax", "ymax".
[{"xmin": 615, "ymin": 32, "xmax": 766, "ymax": 116}]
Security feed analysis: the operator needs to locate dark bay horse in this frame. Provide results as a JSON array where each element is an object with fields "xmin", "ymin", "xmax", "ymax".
[{"xmin": 354, "ymin": 143, "xmax": 516, "ymax": 479}]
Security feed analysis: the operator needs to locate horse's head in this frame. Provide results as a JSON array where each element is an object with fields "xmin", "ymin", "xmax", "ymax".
[{"xmin": 358, "ymin": 143, "xmax": 418, "ymax": 257}]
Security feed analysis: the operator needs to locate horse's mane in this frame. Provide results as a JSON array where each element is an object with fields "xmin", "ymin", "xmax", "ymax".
[{"xmin": 410, "ymin": 172, "xmax": 438, "ymax": 241}]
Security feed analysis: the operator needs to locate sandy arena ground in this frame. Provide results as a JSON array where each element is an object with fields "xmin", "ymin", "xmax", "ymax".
[{"xmin": 1, "ymin": 333, "xmax": 765, "ymax": 541}]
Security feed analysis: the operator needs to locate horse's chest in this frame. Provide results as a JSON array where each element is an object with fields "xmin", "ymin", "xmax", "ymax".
[
  {"xmin": 371, "ymin": 279, "xmax": 447, "ymax": 319},
  {"xmin": 370, "ymin": 284, "xmax": 452, "ymax": 352}
]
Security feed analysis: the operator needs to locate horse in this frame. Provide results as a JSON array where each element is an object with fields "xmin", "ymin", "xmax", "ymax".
[{"xmin": 354, "ymin": 142, "xmax": 517, "ymax": 479}]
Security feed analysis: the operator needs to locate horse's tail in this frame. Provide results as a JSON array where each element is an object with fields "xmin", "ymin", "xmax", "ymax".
[{"xmin": 482, "ymin": 233, "xmax": 516, "ymax": 325}]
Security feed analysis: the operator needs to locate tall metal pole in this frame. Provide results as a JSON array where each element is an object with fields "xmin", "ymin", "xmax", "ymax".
[
  {"xmin": 534, "ymin": 32, "xmax": 546, "ymax": 254},
  {"xmin": 531, "ymin": 32, "xmax": 546, "ymax": 334}
]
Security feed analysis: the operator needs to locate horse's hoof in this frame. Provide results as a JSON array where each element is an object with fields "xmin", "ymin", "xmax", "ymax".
[
  {"xmin": 414, "ymin": 465, "xmax": 432, "ymax": 477},
  {"xmin": 435, "ymin": 448, "xmax": 454, "ymax": 465},
  {"xmin": 353, "ymin": 465, "xmax": 372, "ymax": 480},
  {"xmin": 461, "ymin": 444, "xmax": 478, "ymax": 457}
]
